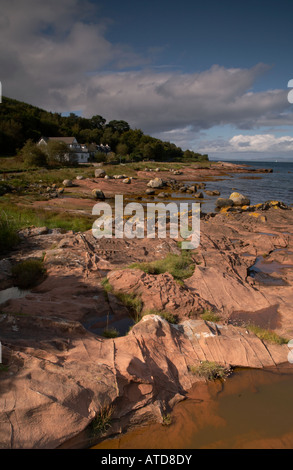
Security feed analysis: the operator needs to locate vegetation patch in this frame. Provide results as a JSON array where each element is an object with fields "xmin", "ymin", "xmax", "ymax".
[
  {"xmin": 200, "ymin": 310, "xmax": 221, "ymax": 323},
  {"xmin": 101, "ymin": 277, "xmax": 143, "ymax": 322},
  {"xmin": 102, "ymin": 328, "xmax": 119, "ymax": 338},
  {"xmin": 189, "ymin": 361, "xmax": 230, "ymax": 381},
  {"xmin": 0, "ymin": 210, "xmax": 20, "ymax": 252},
  {"xmin": 0, "ymin": 203, "xmax": 94, "ymax": 233},
  {"xmin": 129, "ymin": 251, "xmax": 195, "ymax": 281},
  {"xmin": 90, "ymin": 404, "xmax": 114, "ymax": 437},
  {"xmin": 11, "ymin": 258, "xmax": 46, "ymax": 289},
  {"xmin": 246, "ymin": 324, "xmax": 288, "ymax": 345},
  {"xmin": 144, "ymin": 309, "xmax": 179, "ymax": 324},
  {"xmin": 162, "ymin": 413, "xmax": 173, "ymax": 426}
]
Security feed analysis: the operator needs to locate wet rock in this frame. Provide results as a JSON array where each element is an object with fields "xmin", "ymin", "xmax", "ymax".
[
  {"xmin": 205, "ymin": 190, "xmax": 221, "ymax": 196},
  {"xmin": 216, "ymin": 198, "xmax": 234, "ymax": 208},
  {"xmin": 229, "ymin": 192, "xmax": 250, "ymax": 206}
]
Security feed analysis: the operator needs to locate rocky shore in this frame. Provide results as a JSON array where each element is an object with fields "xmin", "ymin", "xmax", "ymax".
[{"xmin": 0, "ymin": 162, "xmax": 292, "ymax": 449}]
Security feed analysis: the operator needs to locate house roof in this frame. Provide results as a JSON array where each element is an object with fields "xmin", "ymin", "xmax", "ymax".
[{"xmin": 46, "ymin": 137, "xmax": 76, "ymax": 144}]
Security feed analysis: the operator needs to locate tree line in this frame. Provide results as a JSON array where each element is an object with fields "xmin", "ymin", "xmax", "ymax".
[{"xmin": 0, "ymin": 96, "xmax": 208, "ymax": 163}]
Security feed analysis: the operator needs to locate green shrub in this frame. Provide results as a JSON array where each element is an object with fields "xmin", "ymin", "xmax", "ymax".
[
  {"xmin": 11, "ymin": 259, "xmax": 46, "ymax": 289},
  {"xmin": 189, "ymin": 361, "xmax": 229, "ymax": 381}
]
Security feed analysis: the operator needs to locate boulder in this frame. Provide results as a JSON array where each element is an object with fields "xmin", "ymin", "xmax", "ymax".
[
  {"xmin": 229, "ymin": 192, "xmax": 250, "ymax": 206},
  {"xmin": 94, "ymin": 169, "xmax": 106, "ymax": 178},
  {"xmin": 216, "ymin": 198, "xmax": 234, "ymax": 208},
  {"xmin": 122, "ymin": 178, "xmax": 131, "ymax": 184},
  {"xmin": 92, "ymin": 189, "xmax": 105, "ymax": 200},
  {"xmin": 205, "ymin": 190, "xmax": 221, "ymax": 196},
  {"xmin": 147, "ymin": 178, "xmax": 165, "ymax": 189},
  {"xmin": 76, "ymin": 175, "xmax": 84, "ymax": 180},
  {"xmin": 146, "ymin": 188, "xmax": 155, "ymax": 195},
  {"xmin": 62, "ymin": 180, "xmax": 74, "ymax": 187},
  {"xmin": 194, "ymin": 192, "xmax": 204, "ymax": 199}
]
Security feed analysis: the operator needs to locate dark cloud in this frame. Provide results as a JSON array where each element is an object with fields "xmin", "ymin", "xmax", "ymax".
[{"xmin": 1, "ymin": 0, "xmax": 293, "ymax": 152}]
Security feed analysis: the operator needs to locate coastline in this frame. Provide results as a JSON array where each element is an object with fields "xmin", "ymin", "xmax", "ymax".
[{"xmin": 0, "ymin": 160, "xmax": 293, "ymax": 449}]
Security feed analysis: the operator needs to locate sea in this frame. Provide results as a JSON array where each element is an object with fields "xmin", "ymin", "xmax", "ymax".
[{"xmin": 196, "ymin": 160, "xmax": 293, "ymax": 213}]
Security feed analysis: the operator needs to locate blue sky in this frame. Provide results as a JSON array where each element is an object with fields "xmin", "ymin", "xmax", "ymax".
[{"xmin": 1, "ymin": 0, "xmax": 293, "ymax": 160}]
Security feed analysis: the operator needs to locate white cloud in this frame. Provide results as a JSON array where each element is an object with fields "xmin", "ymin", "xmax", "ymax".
[
  {"xmin": 1, "ymin": 0, "xmax": 293, "ymax": 146},
  {"xmin": 229, "ymin": 134, "xmax": 293, "ymax": 152}
]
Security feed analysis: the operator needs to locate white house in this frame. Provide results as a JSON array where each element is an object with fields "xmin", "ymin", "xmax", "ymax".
[{"xmin": 37, "ymin": 136, "xmax": 90, "ymax": 163}]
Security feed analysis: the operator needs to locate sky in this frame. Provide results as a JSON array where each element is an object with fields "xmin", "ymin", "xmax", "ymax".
[{"xmin": 1, "ymin": 0, "xmax": 293, "ymax": 161}]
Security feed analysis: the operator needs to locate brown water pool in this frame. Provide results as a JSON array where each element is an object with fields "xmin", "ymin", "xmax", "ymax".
[{"xmin": 93, "ymin": 365, "xmax": 293, "ymax": 449}]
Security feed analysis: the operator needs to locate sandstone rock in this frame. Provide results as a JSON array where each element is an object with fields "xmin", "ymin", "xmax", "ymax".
[
  {"xmin": 94, "ymin": 169, "xmax": 106, "ymax": 178},
  {"xmin": 147, "ymin": 178, "xmax": 164, "ymax": 189},
  {"xmin": 229, "ymin": 192, "xmax": 250, "ymax": 206}
]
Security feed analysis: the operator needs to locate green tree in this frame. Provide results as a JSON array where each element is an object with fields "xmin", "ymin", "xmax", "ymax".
[
  {"xmin": 19, "ymin": 139, "xmax": 47, "ymax": 167},
  {"xmin": 46, "ymin": 141, "xmax": 71, "ymax": 165}
]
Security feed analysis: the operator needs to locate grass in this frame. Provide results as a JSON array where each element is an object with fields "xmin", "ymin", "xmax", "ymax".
[
  {"xmin": 246, "ymin": 324, "xmax": 288, "ymax": 345},
  {"xmin": 129, "ymin": 251, "xmax": 195, "ymax": 281},
  {"xmin": 11, "ymin": 258, "xmax": 46, "ymax": 289},
  {"xmin": 144, "ymin": 309, "xmax": 179, "ymax": 324},
  {"xmin": 0, "ymin": 365, "xmax": 9, "ymax": 372},
  {"xmin": 90, "ymin": 404, "xmax": 114, "ymax": 437},
  {"xmin": 102, "ymin": 328, "xmax": 119, "ymax": 338},
  {"xmin": 0, "ymin": 204, "xmax": 95, "ymax": 234},
  {"xmin": 101, "ymin": 277, "xmax": 143, "ymax": 321},
  {"xmin": 200, "ymin": 310, "xmax": 221, "ymax": 323},
  {"xmin": 189, "ymin": 361, "xmax": 229, "ymax": 381},
  {"xmin": 0, "ymin": 210, "xmax": 20, "ymax": 252},
  {"xmin": 162, "ymin": 413, "xmax": 173, "ymax": 426}
]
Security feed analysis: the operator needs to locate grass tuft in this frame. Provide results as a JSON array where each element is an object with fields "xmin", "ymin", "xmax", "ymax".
[
  {"xmin": 246, "ymin": 324, "xmax": 288, "ymax": 345},
  {"xmin": 200, "ymin": 310, "xmax": 221, "ymax": 323},
  {"xmin": 90, "ymin": 404, "xmax": 114, "ymax": 436},
  {"xmin": 129, "ymin": 251, "xmax": 195, "ymax": 281},
  {"xmin": 189, "ymin": 361, "xmax": 229, "ymax": 381},
  {"xmin": 102, "ymin": 328, "xmax": 119, "ymax": 338},
  {"xmin": 11, "ymin": 259, "xmax": 46, "ymax": 289}
]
